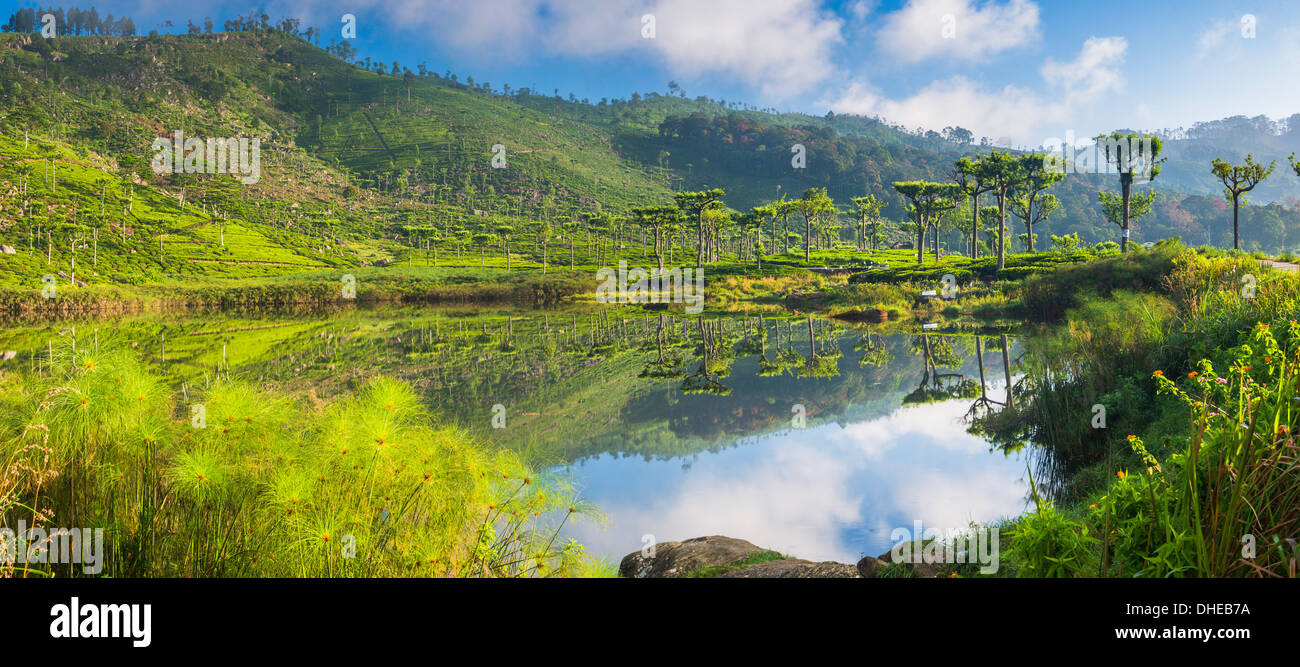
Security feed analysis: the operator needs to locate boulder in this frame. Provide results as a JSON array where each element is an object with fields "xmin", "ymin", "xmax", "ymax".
[
  {"xmin": 856, "ymin": 556, "xmax": 887, "ymax": 578},
  {"xmin": 716, "ymin": 559, "xmax": 860, "ymax": 578},
  {"xmin": 619, "ymin": 535, "xmax": 863, "ymax": 578},
  {"xmin": 0, "ymin": 245, "xmax": 15, "ymax": 254},
  {"xmin": 619, "ymin": 535, "xmax": 763, "ymax": 578},
  {"xmin": 861, "ymin": 541, "xmax": 942, "ymax": 578}
]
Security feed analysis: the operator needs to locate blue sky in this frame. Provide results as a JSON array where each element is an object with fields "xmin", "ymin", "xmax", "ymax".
[{"xmin": 6, "ymin": 1, "xmax": 1300, "ymax": 144}]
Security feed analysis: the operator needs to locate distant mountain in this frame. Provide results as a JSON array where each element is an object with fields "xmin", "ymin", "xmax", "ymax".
[{"xmin": 1153, "ymin": 115, "xmax": 1300, "ymax": 205}]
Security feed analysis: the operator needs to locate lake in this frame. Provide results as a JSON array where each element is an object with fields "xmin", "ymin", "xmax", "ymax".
[{"xmin": 0, "ymin": 305, "xmax": 1034, "ymax": 564}]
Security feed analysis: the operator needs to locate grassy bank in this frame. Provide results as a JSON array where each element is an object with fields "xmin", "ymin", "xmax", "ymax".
[
  {"xmin": 0, "ymin": 267, "xmax": 586, "ymax": 319},
  {"xmin": 973, "ymin": 245, "xmax": 1299, "ymax": 577}
]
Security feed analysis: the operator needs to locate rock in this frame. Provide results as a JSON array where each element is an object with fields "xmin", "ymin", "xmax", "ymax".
[
  {"xmin": 870, "ymin": 541, "xmax": 942, "ymax": 578},
  {"xmin": 716, "ymin": 559, "xmax": 860, "ymax": 578},
  {"xmin": 619, "ymin": 535, "xmax": 864, "ymax": 578},
  {"xmin": 0, "ymin": 245, "xmax": 15, "ymax": 254},
  {"xmin": 856, "ymin": 556, "xmax": 887, "ymax": 578},
  {"xmin": 619, "ymin": 535, "xmax": 763, "ymax": 578}
]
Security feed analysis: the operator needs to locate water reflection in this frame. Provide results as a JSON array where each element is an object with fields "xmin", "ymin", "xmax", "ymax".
[
  {"xmin": 0, "ymin": 308, "xmax": 1040, "ymax": 562},
  {"xmin": 565, "ymin": 399, "xmax": 1029, "ymax": 562}
]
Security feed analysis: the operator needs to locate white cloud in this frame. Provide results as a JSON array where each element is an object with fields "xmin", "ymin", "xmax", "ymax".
[
  {"xmin": 645, "ymin": 0, "xmax": 845, "ymax": 98},
  {"xmin": 1040, "ymin": 36, "xmax": 1127, "ymax": 100},
  {"xmin": 825, "ymin": 76, "xmax": 1053, "ymax": 144},
  {"xmin": 1196, "ymin": 19, "xmax": 1236, "ymax": 56},
  {"xmin": 849, "ymin": 0, "xmax": 878, "ymax": 22},
  {"xmin": 825, "ymin": 36, "xmax": 1127, "ymax": 145},
  {"xmin": 875, "ymin": 0, "xmax": 1040, "ymax": 63},
  {"xmin": 318, "ymin": 0, "xmax": 843, "ymax": 99},
  {"xmin": 566, "ymin": 400, "xmax": 1029, "ymax": 563}
]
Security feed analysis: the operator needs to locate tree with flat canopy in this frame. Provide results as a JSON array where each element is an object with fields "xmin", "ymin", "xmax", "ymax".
[
  {"xmin": 892, "ymin": 181, "xmax": 960, "ymax": 264},
  {"xmin": 953, "ymin": 156, "xmax": 993, "ymax": 258},
  {"xmin": 1010, "ymin": 192, "xmax": 1058, "ymax": 252},
  {"xmin": 631, "ymin": 205, "xmax": 680, "ymax": 271},
  {"xmin": 850, "ymin": 194, "xmax": 885, "ymax": 251},
  {"xmin": 494, "ymin": 224, "xmax": 515, "ymax": 270},
  {"xmin": 1212, "ymin": 154, "xmax": 1275, "ymax": 250},
  {"xmin": 1008, "ymin": 153, "xmax": 1064, "ymax": 252},
  {"xmin": 749, "ymin": 202, "xmax": 778, "ymax": 258},
  {"xmin": 791, "ymin": 187, "xmax": 835, "ymax": 263},
  {"xmin": 977, "ymin": 150, "xmax": 1024, "ymax": 268},
  {"xmin": 472, "ymin": 232, "xmax": 497, "ymax": 267},
  {"xmin": 673, "ymin": 188, "xmax": 725, "ymax": 267},
  {"xmin": 1096, "ymin": 131, "xmax": 1164, "ymax": 253},
  {"xmin": 775, "ymin": 198, "xmax": 798, "ymax": 254}
]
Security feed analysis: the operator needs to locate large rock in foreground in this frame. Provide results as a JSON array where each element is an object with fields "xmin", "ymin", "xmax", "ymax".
[
  {"xmin": 619, "ymin": 536, "xmax": 765, "ymax": 578},
  {"xmin": 856, "ymin": 541, "xmax": 942, "ymax": 578},
  {"xmin": 716, "ymin": 559, "xmax": 860, "ymax": 578},
  {"xmin": 619, "ymin": 535, "xmax": 860, "ymax": 578}
]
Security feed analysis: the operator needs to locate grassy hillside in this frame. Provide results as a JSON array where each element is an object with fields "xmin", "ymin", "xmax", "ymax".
[{"xmin": 7, "ymin": 25, "xmax": 1300, "ymax": 297}]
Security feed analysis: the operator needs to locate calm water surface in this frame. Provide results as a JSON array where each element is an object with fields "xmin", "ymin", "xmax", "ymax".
[{"xmin": 0, "ymin": 306, "xmax": 1033, "ymax": 562}]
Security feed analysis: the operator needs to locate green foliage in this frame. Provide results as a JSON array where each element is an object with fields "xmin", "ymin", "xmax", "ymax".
[
  {"xmin": 0, "ymin": 345, "xmax": 602, "ymax": 577},
  {"xmin": 1007, "ymin": 498, "xmax": 1099, "ymax": 577}
]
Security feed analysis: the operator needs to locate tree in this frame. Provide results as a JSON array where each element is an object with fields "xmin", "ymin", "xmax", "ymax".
[
  {"xmin": 1007, "ymin": 154, "xmax": 1064, "ymax": 252},
  {"xmin": 953, "ymin": 156, "xmax": 993, "ymax": 258},
  {"xmin": 739, "ymin": 209, "xmax": 765, "ymax": 268},
  {"xmin": 472, "ymin": 233, "xmax": 496, "ymax": 267},
  {"xmin": 892, "ymin": 182, "xmax": 960, "ymax": 264},
  {"xmin": 535, "ymin": 217, "xmax": 552, "ymax": 274},
  {"xmin": 1096, "ymin": 132, "xmax": 1164, "ymax": 253},
  {"xmin": 977, "ymin": 205, "xmax": 1000, "ymax": 256},
  {"xmin": 792, "ymin": 187, "xmax": 835, "ymax": 263},
  {"xmin": 850, "ymin": 195, "xmax": 885, "ymax": 250},
  {"xmin": 494, "ymin": 224, "xmax": 515, "ymax": 270},
  {"xmin": 775, "ymin": 198, "xmax": 797, "ymax": 254},
  {"xmin": 750, "ymin": 202, "xmax": 778, "ymax": 257},
  {"xmin": 631, "ymin": 205, "xmax": 679, "ymax": 271},
  {"xmin": 978, "ymin": 151, "xmax": 1024, "ymax": 269},
  {"xmin": 1010, "ymin": 192, "xmax": 1058, "ymax": 252},
  {"xmin": 1098, "ymin": 190, "xmax": 1156, "ymax": 246},
  {"xmin": 1212, "ymin": 154, "xmax": 1275, "ymax": 250},
  {"xmin": 673, "ymin": 189, "xmax": 725, "ymax": 266}
]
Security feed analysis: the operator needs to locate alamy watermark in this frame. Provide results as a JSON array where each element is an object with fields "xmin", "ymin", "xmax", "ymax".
[
  {"xmin": 1, "ymin": 521, "xmax": 104, "ymax": 575},
  {"xmin": 1041, "ymin": 130, "xmax": 1155, "ymax": 183},
  {"xmin": 888, "ymin": 520, "xmax": 999, "ymax": 575},
  {"xmin": 595, "ymin": 261, "xmax": 704, "ymax": 314},
  {"xmin": 151, "ymin": 130, "xmax": 261, "ymax": 184}
]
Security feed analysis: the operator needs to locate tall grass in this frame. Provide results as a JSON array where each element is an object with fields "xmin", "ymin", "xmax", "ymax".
[
  {"xmin": 991, "ymin": 246, "xmax": 1300, "ymax": 577},
  {"xmin": 0, "ymin": 345, "xmax": 603, "ymax": 577}
]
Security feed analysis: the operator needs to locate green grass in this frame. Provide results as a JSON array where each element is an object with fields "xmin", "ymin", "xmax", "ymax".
[
  {"xmin": 685, "ymin": 550, "xmax": 787, "ymax": 578},
  {"xmin": 0, "ymin": 344, "xmax": 604, "ymax": 577}
]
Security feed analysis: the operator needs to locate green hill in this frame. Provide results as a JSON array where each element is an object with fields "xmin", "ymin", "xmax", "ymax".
[{"xmin": 6, "ymin": 24, "xmax": 1300, "ymax": 294}]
